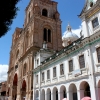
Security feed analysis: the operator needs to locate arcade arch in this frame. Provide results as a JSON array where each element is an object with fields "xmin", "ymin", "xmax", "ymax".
[
  {"xmin": 47, "ymin": 88, "xmax": 51, "ymax": 100},
  {"xmin": 68, "ymin": 84, "xmax": 78, "ymax": 100},
  {"xmin": 80, "ymin": 81, "xmax": 91, "ymax": 98},
  {"xmin": 21, "ymin": 80, "xmax": 27, "ymax": 100},
  {"xmin": 60, "ymin": 85, "xmax": 67, "ymax": 100},
  {"xmin": 53, "ymin": 87, "xmax": 58, "ymax": 100},
  {"xmin": 12, "ymin": 73, "xmax": 18, "ymax": 100}
]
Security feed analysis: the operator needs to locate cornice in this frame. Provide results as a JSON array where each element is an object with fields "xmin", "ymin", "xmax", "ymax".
[{"xmin": 80, "ymin": 2, "xmax": 100, "ymax": 19}]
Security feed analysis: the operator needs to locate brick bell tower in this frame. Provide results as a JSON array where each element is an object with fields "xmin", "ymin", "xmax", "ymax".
[
  {"xmin": 7, "ymin": 0, "xmax": 62, "ymax": 100},
  {"xmin": 24, "ymin": 0, "xmax": 62, "ymax": 51}
]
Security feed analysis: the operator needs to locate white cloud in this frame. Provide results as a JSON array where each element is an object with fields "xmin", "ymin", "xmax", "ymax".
[{"xmin": 0, "ymin": 65, "xmax": 8, "ymax": 83}]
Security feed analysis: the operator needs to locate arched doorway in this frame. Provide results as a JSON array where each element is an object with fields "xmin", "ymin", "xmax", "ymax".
[
  {"xmin": 47, "ymin": 88, "xmax": 51, "ymax": 100},
  {"xmin": 21, "ymin": 80, "xmax": 26, "ymax": 100},
  {"xmin": 69, "ymin": 84, "xmax": 77, "ymax": 100},
  {"xmin": 80, "ymin": 81, "xmax": 91, "ymax": 98},
  {"xmin": 36, "ymin": 90, "xmax": 39, "ymax": 100},
  {"xmin": 60, "ymin": 85, "xmax": 67, "ymax": 100},
  {"xmin": 53, "ymin": 87, "xmax": 58, "ymax": 100},
  {"xmin": 41, "ymin": 89, "xmax": 45, "ymax": 100},
  {"xmin": 12, "ymin": 74, "xmax": 18, "ymax": 100}
]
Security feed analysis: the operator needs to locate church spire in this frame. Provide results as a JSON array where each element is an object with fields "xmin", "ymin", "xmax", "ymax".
[{"xmin": 67, "ymin": 24, "xmax": 72, "ymax": 32}]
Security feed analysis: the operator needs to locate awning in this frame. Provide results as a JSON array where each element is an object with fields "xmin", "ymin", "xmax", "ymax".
[{"xmin": 81, "ymin": 97, "xmax": 91, "ymax": 100}]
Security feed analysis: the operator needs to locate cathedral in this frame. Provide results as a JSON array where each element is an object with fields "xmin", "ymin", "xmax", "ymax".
[{"xmin": 7, "ymin": 0, "xmax": 100, "ymax": 100}]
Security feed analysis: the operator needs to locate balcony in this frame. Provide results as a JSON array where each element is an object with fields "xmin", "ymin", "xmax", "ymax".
[
  {"xmin": 41, "ymin": 81, "xmax": 45, "ymax": 86},
  {"xmin": 52, "ymin": 77, "xmax": 58, "ymax": 83},
  {"xmin": 59, "ymin": 75, "xmax": 66, "ymax": 81},
  {"xmin": 46, "ymin": 79, "xmax": 51, "ymax": 85},
  {"xmin": 68, "ymin": 68, "xmax": 88, "ymax": 79}
]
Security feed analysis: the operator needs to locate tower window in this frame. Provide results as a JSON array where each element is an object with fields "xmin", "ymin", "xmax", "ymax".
[
  {"xmin": 44, "ymin": 28, "xmax": 47, "ymax": 41},
  {"xmin": 23, "ymin": 63, "xmax": 27, "ymax": 75},
  {"xmin": 92, "ymin": 17, "xmax": 99, "ymax": 28},
  {"xmin": 28, "ymin": 12, "xmax": 30, "ymax": 20},
  {"xmin": 42, "ymin": 9, "xmax": 48, "ymax": 17},
  {"xmin": 43, "ymin": 28, "xmax": 51, "ymax": 42},
  {"xmin": 16, "ymin": 50, "xmax": 19, "ymax": 58},
  {"xmin": 48, "ymin": 29, "xmax": 51, "ymax": 42}
]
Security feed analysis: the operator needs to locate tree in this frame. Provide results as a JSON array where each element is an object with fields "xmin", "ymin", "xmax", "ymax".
[{"xmin": 0, "ymin": 0, "xmax": 20, "ymax": 37}]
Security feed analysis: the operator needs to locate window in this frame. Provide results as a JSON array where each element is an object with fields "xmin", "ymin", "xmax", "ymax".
[
  {"xmin": 23, "ymin": 63, "xmax": 26, "ymax": 75},
  {"xmin": 37, "ymin": 59, "xmax": 39, "ymax": 66},
  {"xmin": 96, "ymin": 47, "xmax": 100, "ymax": 63},
  {"xmin": 69, "ymin": 60, "xmax": 73, "ymax": 72},
  {"xmin": 36, "ymin": 75, "xmax": 38, "ymax": 83},
  {"xmin": 42, "ymin": 72, "xmax": 44, "ymax": 81},
  {"xmin": 43, "ymin": 28, "xmax": 51, "ymax": 42},
  {"xmin": 28, "ymin": 12, "xmax": 30, "ymax": 21},
  {"xmin": 79, "ymin": 55, "xmax": 85, "ymax": 68},
  {"xmin": 47, "ymin": 70, "xmax": 50, "ymax": 79},
  {"xmin": 16, "ymin": 50, "xmax": 19, "ymax": 58},
  {"xmin": 92, "ymin": 17, "xmax": 99, "ymax": 28},
  {"xmin": 15, "ymin": 65, "xmax": 18, "ymax": 70},
  {"xmin": 42, "ymin": 9, "xmax": 48, "ymax": 17},
  {"xmin": 53, "ymin": 67, "xmax": 56, "ymax": 77},
  {"xmin": 60, "ymin": 64, "xmax": 64, "ymax": 75}
]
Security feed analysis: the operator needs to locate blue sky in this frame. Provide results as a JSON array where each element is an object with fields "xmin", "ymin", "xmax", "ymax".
[{"xmin": 0, "ymin": 0, "xmax": 85, "ymax": 82}]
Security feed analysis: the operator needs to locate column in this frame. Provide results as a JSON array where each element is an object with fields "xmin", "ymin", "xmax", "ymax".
[
  {"xmin": 96, "ymin": 87, "xmax": 99, "ymax": 100},
  {"xmin": 45, "ymin": 93, "xmax": 47, "ymax": 100},
  {"xmin": 58, "ymin": 91, "xmax": 60, "ymax": 100},
  {"xmin": 80, "ymin": 90, "xmax": 84, "ymax": 100},
  {"xmin": 90, "ymin": 84, "xmax": 97, "ymax": 100},
  {"xmin": 77, "ymin": 89, "xmax": 84, "ymax": 100},
  {"xmin": 51, "ymin": 91, "xmax": 53, "ymax": 100},
  {"xmin": 67, "ymin": 91, "xmax": 73, "ymax": 100},
  {"xmin": 39, "ymin": 90, "xmax": 41, "ymax": 100}
]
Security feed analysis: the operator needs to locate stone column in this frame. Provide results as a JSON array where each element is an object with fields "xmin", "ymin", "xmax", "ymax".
[
  {"xmin": 45, "ymin": 92, "xmax": 47, "ymax": 100},
  {"xmin": 67, "ymin": 91, "xmax": 73, "ymax": 100},
  {"xmin": 80, "ymin": 89, "xmax": 84, "ymax": 100},
  {"xmin": 90, "ymin": 84, "xmax": 97, "ymax": 100},
  {"xmin": 96, "ymin": 87, "xmax": 100, "ymax": 100},
  {"xmin": 77, "ymin": 90, "xmax": 80, "ymax": 100},
  {"xmin": 51, "ymin": 91, "xmax": 53, "ymax": 100},
  {"xmin": 58, "ymin": 91, "xmax": 60, "ymax": 100},
  {"xmin": 39, "ymin": 90, "xmax": 41, "ymax": 100}
]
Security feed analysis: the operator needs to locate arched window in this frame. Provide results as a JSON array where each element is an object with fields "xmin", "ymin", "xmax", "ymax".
[
  {"xmin": 42, "ymin": 9, "xmax": 48, "ymax": 17},
  {"xmin": 23, "ymin": 63, "xmax": 27, "ymax": 75},
  {"xmin": 43, "ymin": 28, "xmax": 51, "ymax": 42},
  {"xmin": 28, "ymin": 12, "xmax": 30, "ymax": 21},
  {"xmin": 16, "ymin": 50, "xmax": 19, "ymax": 58}
]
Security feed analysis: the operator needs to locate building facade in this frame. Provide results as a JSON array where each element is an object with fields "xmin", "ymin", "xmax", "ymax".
[
  {"xmin": 0, "ymin": 81, "xmax": 7, "ymax": 100},
  {"xmin": 7, "ymin": 0, "xmax": 62, "ymax": 100},
  {"xmin": 33, "ymin": 0, "xmax": 100, "ymax": 100}
]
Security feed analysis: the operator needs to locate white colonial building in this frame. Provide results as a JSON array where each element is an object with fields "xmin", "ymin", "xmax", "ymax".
[{"xmin": 33, "ymin": 0, "xmax": 100, "ymax": 100}]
